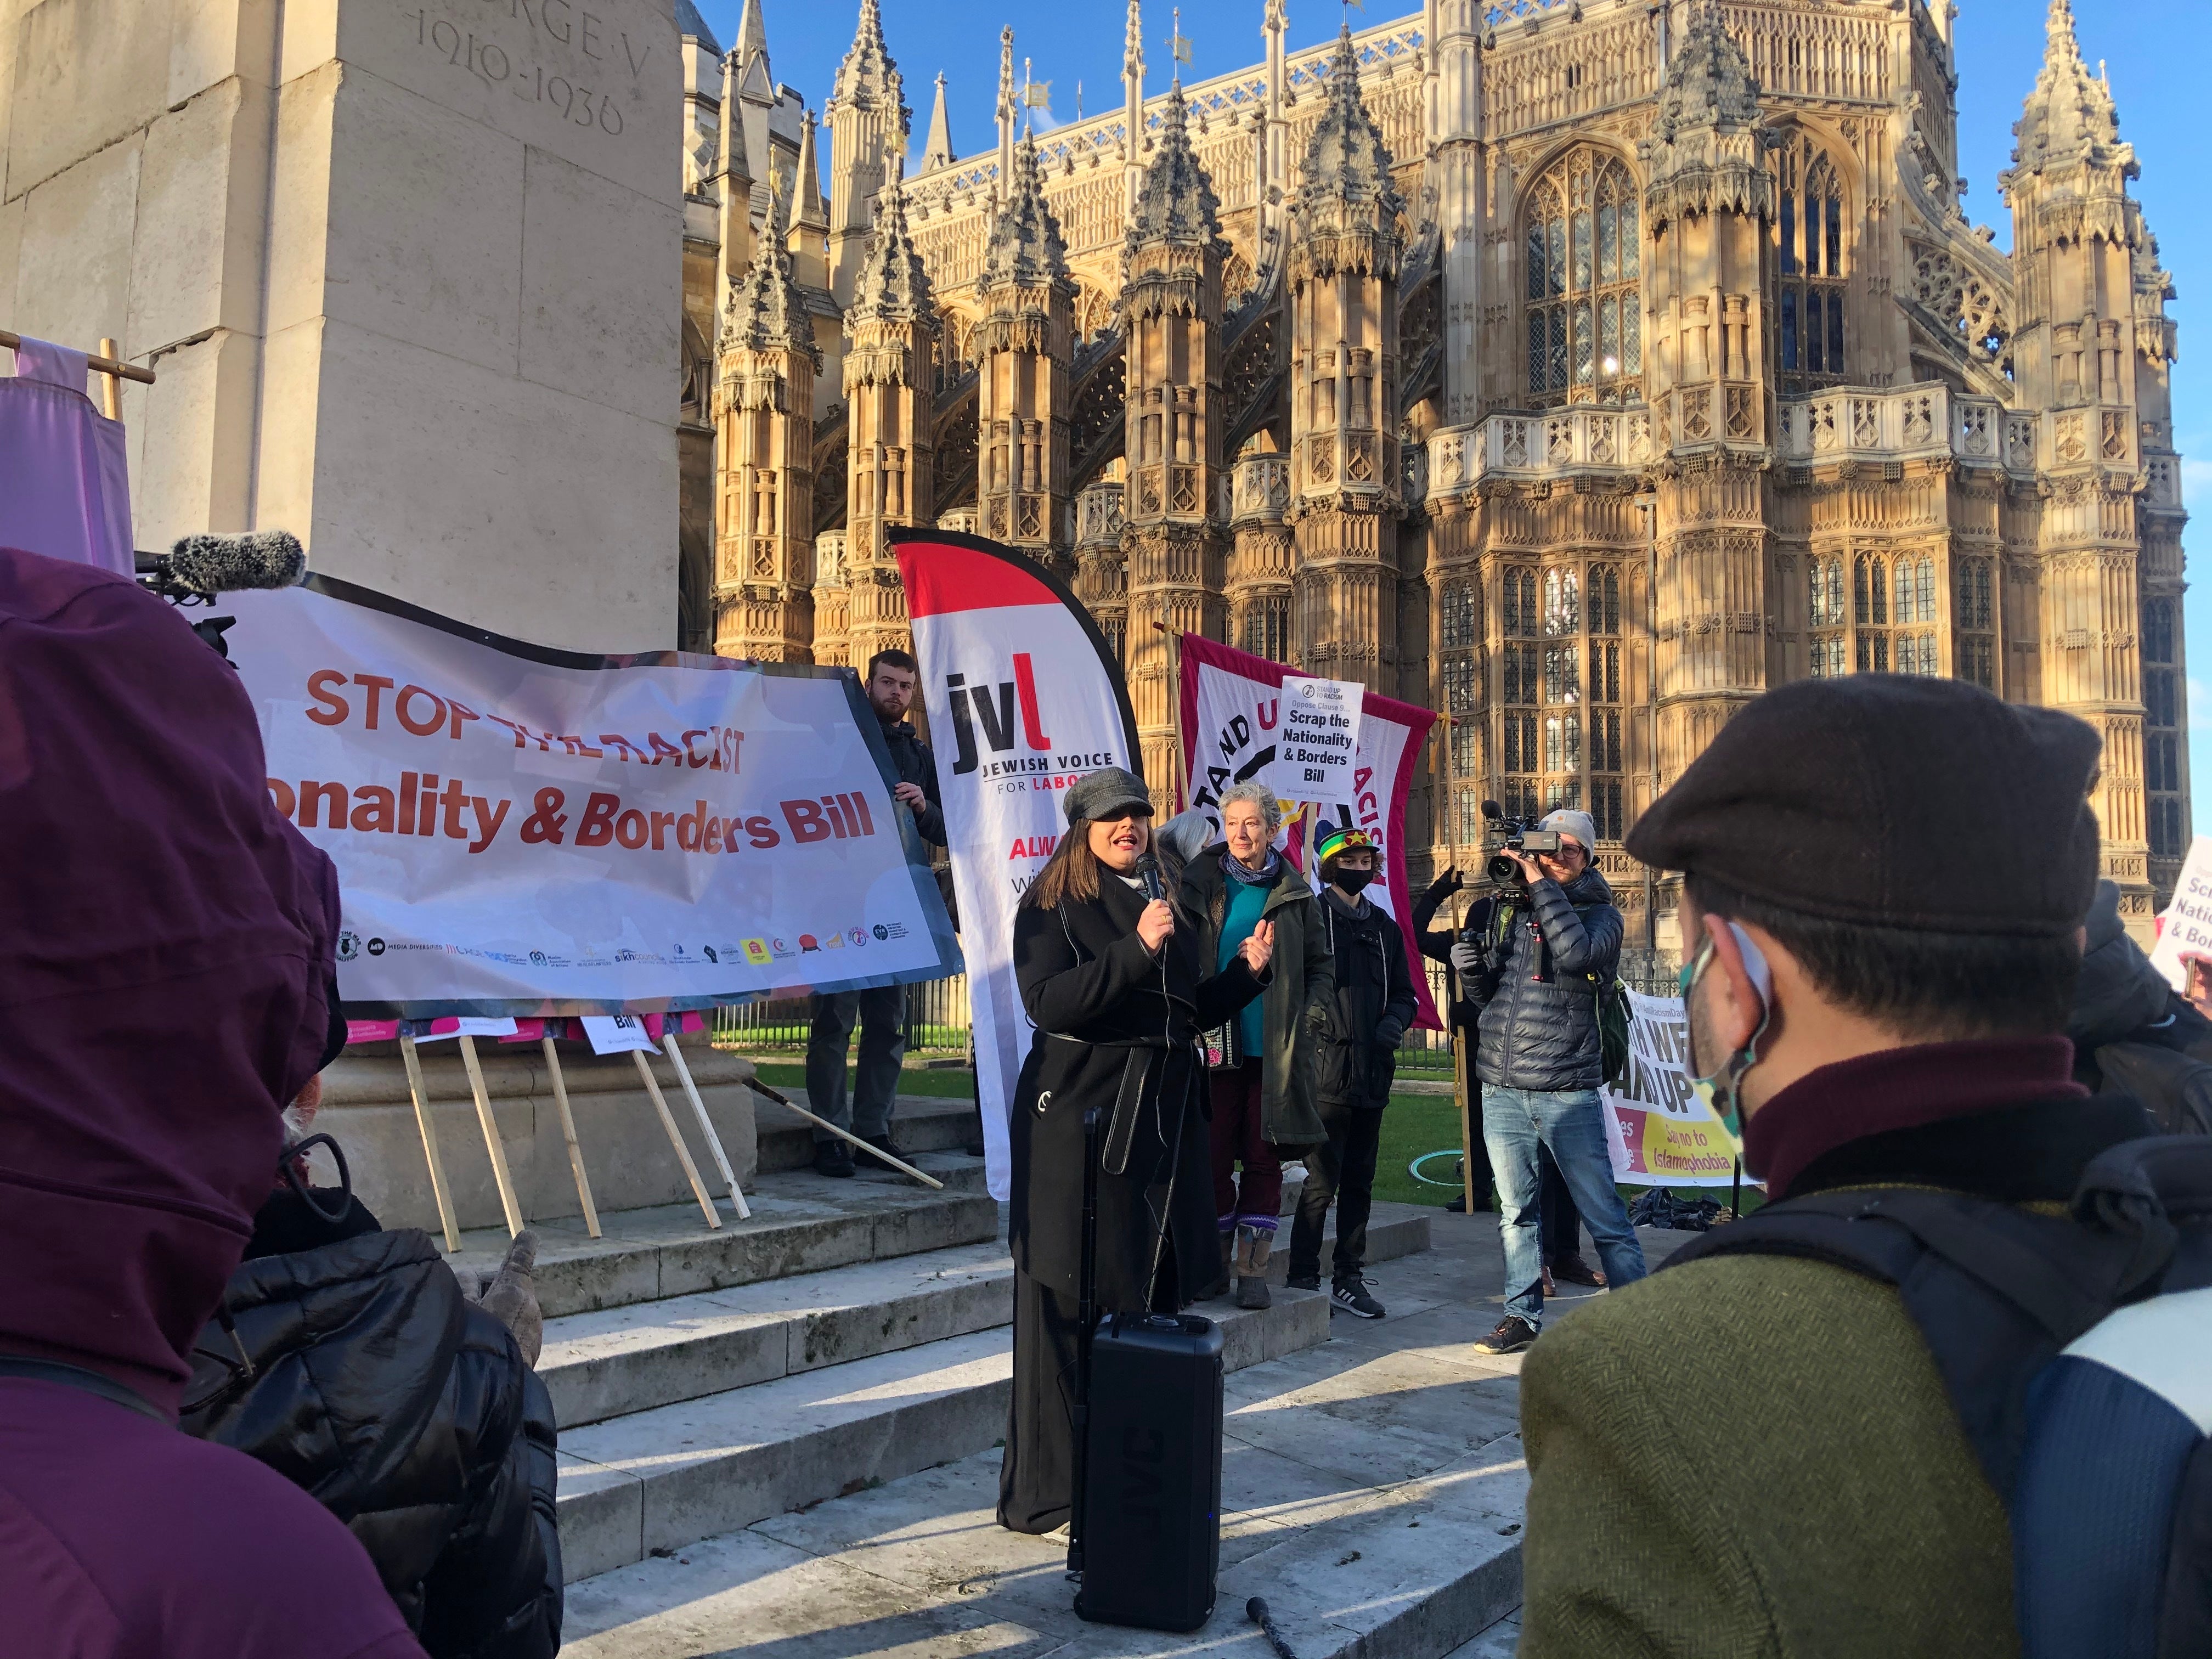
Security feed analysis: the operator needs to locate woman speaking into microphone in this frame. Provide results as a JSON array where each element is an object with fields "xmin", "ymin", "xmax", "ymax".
[{"xmin": 998, "ymin": 766, "xmax": 1276, "ymax": 1536}]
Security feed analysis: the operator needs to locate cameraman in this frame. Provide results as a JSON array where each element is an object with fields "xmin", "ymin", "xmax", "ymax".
[{"xmin": 1455, "ymin": 809, "xmax": 1646, "ymax": 1355}]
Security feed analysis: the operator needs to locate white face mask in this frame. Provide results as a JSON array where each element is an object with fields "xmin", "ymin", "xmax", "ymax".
[{"xmin": 1679, "ymin": 920, "xmax": 1775, "ymax": 1170}]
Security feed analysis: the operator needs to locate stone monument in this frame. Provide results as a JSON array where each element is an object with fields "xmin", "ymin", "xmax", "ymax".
[{"xmin": 0, "ymin": 0, "xmax": 683, "ymax": 653}]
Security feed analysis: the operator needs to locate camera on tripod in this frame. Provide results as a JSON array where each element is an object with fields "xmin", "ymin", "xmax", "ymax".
[{"xmin": 1480, "ymin": 798, "xmax": 1560, "ymax": 889}]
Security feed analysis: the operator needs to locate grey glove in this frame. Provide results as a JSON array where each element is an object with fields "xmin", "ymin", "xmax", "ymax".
[
  {"xmin": 459, "ymin": 1229, "xmax": 543, "ymax": 1367},
  {"xmin": 1373, "ymin": 1016, "xmax": 1406, "ymax": 1050},
  {"xmin": 1449, "ymin": 939, "xmax": 1485, "ymax": 977}
]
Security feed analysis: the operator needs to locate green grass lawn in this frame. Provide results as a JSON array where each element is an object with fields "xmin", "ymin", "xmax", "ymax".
[{"xmin": 731, "ymin": 1054, "xmax": 982, "ymax": 1101}]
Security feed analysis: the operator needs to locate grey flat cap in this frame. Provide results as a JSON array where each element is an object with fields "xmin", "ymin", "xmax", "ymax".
[{"xmin": 1063, "ymin": 765, "xmax": 1153, "ymax": 825}]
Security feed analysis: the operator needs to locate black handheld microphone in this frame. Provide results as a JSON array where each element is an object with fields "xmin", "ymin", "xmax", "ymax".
[{"xmin": 1134, "ymin": 851, "xmax": 1164, "ymax": 902}]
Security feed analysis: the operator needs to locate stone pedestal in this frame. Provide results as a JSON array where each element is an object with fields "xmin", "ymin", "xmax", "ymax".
[
  {"xmin": 322, "ymin": 1032, "xmax": 757, "ymax": 1235},
  {"xmin": 0, "ymin": 0, "xmax": 682, "ymax": 653}
]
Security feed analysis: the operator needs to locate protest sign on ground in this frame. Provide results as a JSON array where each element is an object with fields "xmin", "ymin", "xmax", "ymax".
[
  {"xmin": 894, "ymin": 529, "xmax": 1143, "ymax": 1203},
  {"xmin": 1178, "ymin": 633, "xmax": 1440, "ymax": 1030},
  {"xmin": 1601, "ymin": 988, "xmax": 1743, "ymax": 1188},
  {"xmin": 226, "ymin": 577, "xmax": 960, "ymax": 1017}
]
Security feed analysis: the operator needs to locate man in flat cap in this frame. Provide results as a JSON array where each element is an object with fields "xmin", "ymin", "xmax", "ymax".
[{"xmin": 1514, "ymin": 675, "xmax": 2152, "ymax": 1657}]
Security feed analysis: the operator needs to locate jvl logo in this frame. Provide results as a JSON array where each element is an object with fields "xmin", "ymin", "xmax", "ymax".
[{"xmin": 946, "ymin": 654, "xmax": 1053, "ymax": 775}]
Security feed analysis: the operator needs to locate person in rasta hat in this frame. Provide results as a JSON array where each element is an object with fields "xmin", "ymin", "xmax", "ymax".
[
  {"xmin": 1286, "ymin": 826, "xmax": 1421, "ymax": 1318},
  {"xmin": 1515, "ymin": 675, "xmax": 2142, "ymax": 1658}
]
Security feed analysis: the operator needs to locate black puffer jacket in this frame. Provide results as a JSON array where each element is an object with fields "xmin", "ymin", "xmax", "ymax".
[
  {"xmin": 1466, "ymin": 866, "xmax": 1622, "ymax": 1092},
  {"xmin": 180, "ymin": 1222, "xmax": 563, "ymax": 1659},
  {"xmin": 1314, "ymin": 888, "xmax": 1421, "ymax": 1110}
]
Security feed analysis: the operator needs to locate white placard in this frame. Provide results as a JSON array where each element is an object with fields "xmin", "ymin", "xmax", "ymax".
[
  {"xmin": 2148, "ymin": 834, "xmax": 2212, "ymax": 991},
  {"xmin": 224, "ymin": 577, "xmax": 960, "ymax": 1017},
  {"xmin": 1269, "ymin": 675, "xmax": 1363, "ymax": 804},
  {"xmin": 579, "ymin": 1013, "xmax": 660, "ymax": 1055},
  {"xmin": 409, "ymin": 1016, "xmax": 520, "ymax": 1043}
]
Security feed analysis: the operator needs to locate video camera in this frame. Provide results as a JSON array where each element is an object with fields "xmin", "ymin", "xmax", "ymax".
[{"xmin": 1480, "ymin": 798, "xmax": 1560, "ymax": 890}]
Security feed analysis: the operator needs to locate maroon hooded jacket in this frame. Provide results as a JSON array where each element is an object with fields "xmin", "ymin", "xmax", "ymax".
[{"xmin": 0, "ymin": 549, "xmax": 425, "ymax": 1659}]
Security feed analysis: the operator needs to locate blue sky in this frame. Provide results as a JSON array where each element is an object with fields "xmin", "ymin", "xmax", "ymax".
[{"xmin": 703, "ymin": 0, "xmax": 2212, "ymax": 821}]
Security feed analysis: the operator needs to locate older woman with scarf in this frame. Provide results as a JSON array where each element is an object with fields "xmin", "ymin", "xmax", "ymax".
[
  {"xmin": 1181, "ymin": 782, "xmax": 1334, "ymax": 1308},
  {"xmin": 998, "ymin": 768, "xmax": 1276, "ymax": 1537}
]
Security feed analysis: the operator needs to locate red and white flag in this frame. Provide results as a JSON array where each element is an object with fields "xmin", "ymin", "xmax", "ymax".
[
  {"xmin": 893, "ymin": 531, "xmax": 1144, "ymax": 1200},
  {"xmin": 1177, "ymin": 633, "xmax": 1441, "ymax": 1030}
]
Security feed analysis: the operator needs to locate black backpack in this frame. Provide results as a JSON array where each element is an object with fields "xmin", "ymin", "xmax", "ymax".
[{"xmin": 1664, "ymin": 1136, "xmax": 2212, "ymax": 1658}]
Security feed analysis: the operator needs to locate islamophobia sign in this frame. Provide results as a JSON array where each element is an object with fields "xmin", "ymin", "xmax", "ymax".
[
  {"xmin": 893, "ymin": 529, "xmax": 1142, "ymax": 1203},
  {"xmin": 224, "ymin": 576, "xmax": 961, "ymax": 1018},
  {"xmin": 1177, "ymin": 633, "xmax": 1441, "ymax": 1031},
  {"xmin": 1601, "ymin": 988, "xmax": 1742, "ymax": 1188}
]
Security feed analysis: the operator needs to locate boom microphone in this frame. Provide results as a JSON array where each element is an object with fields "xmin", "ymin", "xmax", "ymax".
[{"xmin": 165, "ymin": 529, "xmax": 307, "ymax": 595}]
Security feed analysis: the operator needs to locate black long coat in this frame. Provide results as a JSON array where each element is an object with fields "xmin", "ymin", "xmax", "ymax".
[{"xmin": 1010, "ymin": 873, "xmax": 1268, "ymax": 1308}]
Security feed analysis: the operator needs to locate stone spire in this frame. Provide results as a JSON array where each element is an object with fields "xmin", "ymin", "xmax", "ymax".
[
  {"xmin": 849, "ymin": 166, "xmax": 933, "ymax": 323},
  {"xmin": 995, "ymin": 26, "xmax": 1017, "ymax": 199},
  {"xmin": 832, "ymin": 0, "xmax": 901, "ymax": 110},
  {"xmin": 1127, "ymin": 77, "xmax": 1220, "ymax": 251},
  {"xmin": 1296, "ymin": 28, "xmax": 1404, "ymax": 244},
  {"xmin": 713, "ymin": 47, "xmax": 754, "ymax": 326},
  {"xmin": 1124, "ymin": 0, "xmax": 1143, "ymax": 81},
  {"xmin": 980, "ymin": 129, "xmax": 1070, "ymax": 289},
  {"xmin": 921, "ymin": 72, "xmax": 955, "ymax": 173},
  {"xmin": 1121, "ymin": 0, "xmax": 1145, "ymax": 217},
  {"xmin": 1640, "ymin": 2, "xmax": 1771, "ymax": 228},
  {"xmin": 827, "ymin": 0, "xmax": 911, "ymax": 307},
  {"xmin": 736, "ymin": 0, "xmax": 768, "ymax": 70},
  {"xmin": 1650, "ymin": 0, "xmax": 1760, "ymax": 144},
  {"xmin": 727, "ymin": 183, "xmax": 819, "ymax": 360},
  {"xmin": 789, "ymin": 109, "xmax": 830, "ymax": 290},
  {"xmin": 2011, "ymin": 0, "xmax": 2129, "ymax": 178}
]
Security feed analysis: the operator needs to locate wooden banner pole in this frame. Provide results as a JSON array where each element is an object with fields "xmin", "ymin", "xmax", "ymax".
[
  {"xmin": 741, "ymin": 1076, "xmax": 946, "ymax": 1190},
  {"xmin": 662, "ymin": 1034, "xmax": 751, "ymax": 1220},
  {"xmin": 540, "ymin": 1037, "xmax": 601, "ymax": 1239},
  {"xmin": 631, "ymin": 1049, "xmax": 724, "ymax": 1227},
  {"xmin": 458, "ymin": 1035, "xmax": 525, "ymax": 1237},
  {"xmin": 397, "ymin": 1032, "xmax": 462, "ymax": 1252}
]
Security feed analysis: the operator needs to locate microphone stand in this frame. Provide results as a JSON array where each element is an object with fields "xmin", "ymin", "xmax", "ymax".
[{"xmin": 1068, "ymin": 1097, "xmax": 1102, "ymax": 1577}]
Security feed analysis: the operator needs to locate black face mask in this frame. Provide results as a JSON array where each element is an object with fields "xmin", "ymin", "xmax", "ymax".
[{"xmin": 1331, "ymin": 868, "xmax": 1376, "ymax": 896}]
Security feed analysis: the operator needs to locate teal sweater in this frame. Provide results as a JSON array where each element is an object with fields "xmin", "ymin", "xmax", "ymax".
[{"xmin": 1216, "ymin": 871, "xmax": 1272, "ymax": 1058}]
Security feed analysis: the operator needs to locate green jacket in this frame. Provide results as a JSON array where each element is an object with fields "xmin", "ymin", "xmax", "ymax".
[
  {"xmin": 1517, "ymin": 1072, "xmax": 2155, "ymax": 1659},
  {"xmin": 1517, "ymin": 1252, "xmax": 2017, "ymax": 1659},
  {"xmin": 1181, "ymin": 847, "xmax": 1332, "ymax": 1152}
]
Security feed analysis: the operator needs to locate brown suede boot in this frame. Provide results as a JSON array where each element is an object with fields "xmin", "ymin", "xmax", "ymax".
[{"xmin": 1233, "ymin": 1225, "xmax": 1273, "ymax": 1310}]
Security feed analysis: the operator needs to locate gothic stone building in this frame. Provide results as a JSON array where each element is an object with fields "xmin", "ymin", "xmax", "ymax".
[{"xmin": 674, "ymin": 0, "xmax": 2188, "ymax": 951}]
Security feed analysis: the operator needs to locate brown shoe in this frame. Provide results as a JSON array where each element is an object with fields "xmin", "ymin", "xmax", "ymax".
[{"xmin": 1549, "ymin": 1253, "xmax": 1607, "ymax": 1289}]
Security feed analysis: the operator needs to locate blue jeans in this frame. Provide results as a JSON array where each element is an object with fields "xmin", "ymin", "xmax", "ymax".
[{"xmin": 1481, "ymin": 1085, "xmax": 1648, "ymax": 1328}]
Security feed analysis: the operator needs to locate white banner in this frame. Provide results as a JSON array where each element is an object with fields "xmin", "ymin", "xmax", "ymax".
[
  {"xmin": 1601, "ymin": 988, "xmax": 1743, "ymax": 1188},
  {"xmin": 225, "ymin": 578, "xmax": 960, "ymax": 1016},
  {"xmin": 1177, "ymin": 634, "xmax": 1441, "ymax": 1031},
  {"xmin": 894, "ymin": 532, "xmax": 1143, "ymax": 1202}
]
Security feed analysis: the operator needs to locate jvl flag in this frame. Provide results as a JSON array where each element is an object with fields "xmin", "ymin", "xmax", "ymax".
[
  {"xmin": 892, "ymin": 529, "xmax": 1143, "ymax": 1202},
  {"xmin": 1602, "ymin": 988, "xmax": 1743, "ymax": 1187}
]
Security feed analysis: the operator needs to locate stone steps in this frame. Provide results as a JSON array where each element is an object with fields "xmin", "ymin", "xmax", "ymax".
[
  {"xmin": 555, "ymin": 1289, "xmax": 1329, "ymax": 1582},
  {"xmin": 539, "ymin": 1198, "xmax": 1432, "ymax": 1429},
  {"xmin": 448, "ymin": 1153, "xmax": 997, "ymax": 1320},
  {"xmin": 556, "ymin": 1238, "xmax": 1531, "ymax": 1659},
  {"xmin": 551, "ymin": 1201, "xmax": 1433, "ymax": 1581},
  {"xmin": 752, "ymin": 1090, "xmax": 986, "ymax": 1173}
]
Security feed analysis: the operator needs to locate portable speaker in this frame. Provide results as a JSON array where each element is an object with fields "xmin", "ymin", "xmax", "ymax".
[{"xmin": 1075, "ymin": 1310, "xmax": 1225, "ymax": 1632}]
